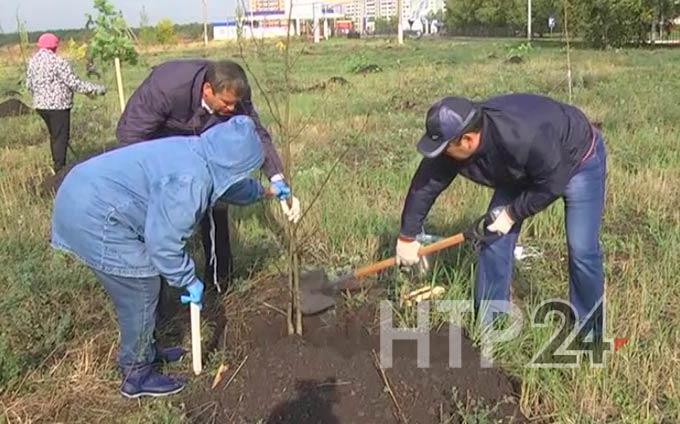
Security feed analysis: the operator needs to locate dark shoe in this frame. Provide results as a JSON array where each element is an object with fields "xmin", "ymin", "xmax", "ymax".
[
  {"xmin": 153, "ymin": 346, "xmax": 186, "ymax": 364},
  {"xmin": 120, "ymin": 364, "xmax": 185, "ymax": 398}
]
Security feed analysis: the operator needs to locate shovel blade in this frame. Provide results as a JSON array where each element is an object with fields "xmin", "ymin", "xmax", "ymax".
[
  {"xmin": 298, "ymin": 269, "xmax": 365, "ymax": 315},
  {"xmin": 299, "ymin": 269, "xmax": 338, "ymax": 315},
  {"xmin": 300, "ymin": 290, "xmax": 337, "ymax": 315}
]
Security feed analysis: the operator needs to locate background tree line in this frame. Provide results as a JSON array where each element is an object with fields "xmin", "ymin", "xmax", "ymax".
[
  {"xmin": 2, "ymin": 0, "xmax": 679, "ymax": 49},
  {"xmin": 0, "ymin": 20, "xmax": 207, "ymax": 48},
  {"xmin": 444, "ymin": 0, "xmax": 680, "ymax": 47}
]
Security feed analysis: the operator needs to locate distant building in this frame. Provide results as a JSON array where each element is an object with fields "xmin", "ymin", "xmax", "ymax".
[
  {"xmin": 213, "ymin": 0, "xmax": 344, "ymax": 40},
  {"xmin": 212, "ymin": 0, "xmax": 442, "ymax": 39},
  {"xmin": 213, "ymin": 21, "xmax": 239, "ymax": 40},
  {"xmin": 344, "ymin": 0, "xmax": 446, "ymax": 32},
  {"xmin": 249, "ymin": 0, "xmax": 286, "ymax": 12}
]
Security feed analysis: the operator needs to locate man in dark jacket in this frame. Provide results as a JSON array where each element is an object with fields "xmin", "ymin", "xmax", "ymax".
[
  {"xmin": 117, "ymin": 59, "xmax": 300, "ymax": 289},
  {"xmin": 397, "ymin": 93, "xmax": 607, "ymax": 334}
]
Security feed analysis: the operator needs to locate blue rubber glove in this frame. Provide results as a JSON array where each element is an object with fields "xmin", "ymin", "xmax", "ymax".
[
  {"xmin": 271, "ymin": 179, "xmax": 291, "ymax": 201},
  {"xmin": 180, "ymin": 280, "xmax": 204, "ymax": 310}
]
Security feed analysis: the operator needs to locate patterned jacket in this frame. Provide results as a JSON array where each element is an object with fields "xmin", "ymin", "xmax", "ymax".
[{"xmin": 26, "ymin": 49, "xmax": 104, "ymax": 110}]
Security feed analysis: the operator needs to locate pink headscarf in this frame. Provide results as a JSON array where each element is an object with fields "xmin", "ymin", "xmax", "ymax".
[{"xmin": 37, "ymin": 33, "xmax": 59, "ymax": 52}]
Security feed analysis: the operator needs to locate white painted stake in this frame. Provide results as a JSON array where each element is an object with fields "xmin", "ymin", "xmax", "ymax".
[
  {"xmin": 114, "ymin": 57, "xmax": 125, "ymax": 113},
  {"xmin": 314, "ymin": 18, "xmax": 320, "ymax": 43},
  {"xmin": 190, "ymin": 303, "xmax": 202, "ymax": 375},
  {"xmin": 202, "ymin": 0, "xmax": 209, "ymax": 47},
  {"xmin": 397, "ymin": 0, "xmax": 404, "ymax": 45},
  {"xmin": 527, "ymin": 0, "xmax": 532, "ymax": 40}
]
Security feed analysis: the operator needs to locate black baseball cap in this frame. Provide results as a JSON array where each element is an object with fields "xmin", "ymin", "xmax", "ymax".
[{"xmin": 417, "ymin": 97, "xmax": 480, "ymax": 158}]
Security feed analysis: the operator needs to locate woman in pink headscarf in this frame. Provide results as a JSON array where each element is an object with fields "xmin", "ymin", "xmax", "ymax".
[{"xmin": 26, "ymin": 33, "xmax": 107, "ymax": 172}]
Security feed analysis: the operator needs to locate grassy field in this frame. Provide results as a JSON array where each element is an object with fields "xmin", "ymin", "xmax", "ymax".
[{"xmin": 1, "ymin": 37, "xmax": 679, "ymax": 423}]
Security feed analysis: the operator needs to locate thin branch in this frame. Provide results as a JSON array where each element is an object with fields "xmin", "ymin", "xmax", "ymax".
[
  {"xmin": 235, "ymin": 0, "xmax": 283, "ymax": 128},
  {"xmin": 186, "ymin": 401, "xmax": 218, "ymax": 421},
  {"xmin": 289, "ymin": 45, "xmax": 308, "ymax": 70},
  {"xmin": 292, "ymin": 222, "xmax": 323, "ymax": 256},
  {"xmin": 288, "ymin": 113, "xmax": 316, "ymax": 141},
  {"xmin": 222, "ymin": 355, "xmax": 249, "ymax": 391},
  {"xmin": 295, "ymin": 114, "xmax": 370, "ymax": 226},
  {"xmin": 371, "ymin": 350, "xmax": 408, "ymax": 424},
  {"xmin": 9, "ymin": 344, "xmax": 61, "ymax": 397},
  {"xmin": 262, "ymin": 301, "xmax": 287, "ymax": 317},
  {"xmin": 317, "ymin": 380, "xmax": 352, "ymax": 387},
  {"xmin": 288, "ymin": 115, "xmax": 371, "ymax": 257}
]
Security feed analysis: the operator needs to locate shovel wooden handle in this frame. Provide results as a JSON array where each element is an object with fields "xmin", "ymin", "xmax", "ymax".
[
  {"xmin": 353, "ymin": 232, "xmax": 466, "ymax": 279},
  {"xmin": 190, "ymin": 303, "xmax": 202, "ymax": 375}
]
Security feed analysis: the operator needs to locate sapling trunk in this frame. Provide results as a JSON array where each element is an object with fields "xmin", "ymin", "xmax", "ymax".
[
  {"xmin": 282, "ymin": 4, "xmax": 302, "ymax": 336},
  {"xmin": 234, "ymin": 0, "xmax": 351, "ymax": 337}
]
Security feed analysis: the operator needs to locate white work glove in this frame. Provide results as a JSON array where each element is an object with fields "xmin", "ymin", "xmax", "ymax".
[
  {"xmin": 396, "ymin": 237, "xmax": 421, "ymax": 266},
  {"xmin": 396, "ymin": 237, "xmax": 430, "ymax": 274},
  {"xmin": 396, "ymin": 237, "xmax": 429, "ymax": 273},
  {"xmin": 270, "ymin": 175, "xmax": 301, "ymax": 224},
  {"xmin": 280, "ymin": 197, "xmax": 301, "ymax": 224},
  {"xmin": 486, "ymin": 207, "xmax": 515, "ymax": 235}
]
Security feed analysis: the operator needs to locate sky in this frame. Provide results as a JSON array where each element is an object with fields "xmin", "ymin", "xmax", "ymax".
[{"xmin": 0, "ymin": 0, "xmax": 239, "ymax": 33}]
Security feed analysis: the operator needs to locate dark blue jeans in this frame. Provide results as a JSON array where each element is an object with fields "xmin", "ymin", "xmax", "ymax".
[
  {"xmin": 476, "ymin": 133, "xmax": 607, "ymax": 331},
  {"xmin": 93, "ymin": 269, "xmax": 160, "ymax": 368}
]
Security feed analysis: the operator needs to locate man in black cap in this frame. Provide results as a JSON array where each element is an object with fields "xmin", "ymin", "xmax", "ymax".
[{"xmin": 396, "ymin": 93, "xmax": 607, "ymax": 334}]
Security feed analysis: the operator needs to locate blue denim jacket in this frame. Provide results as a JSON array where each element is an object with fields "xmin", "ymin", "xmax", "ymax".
[{"xmin": 51, "ymin": 116, "xmax": 264, "ymax": 287}]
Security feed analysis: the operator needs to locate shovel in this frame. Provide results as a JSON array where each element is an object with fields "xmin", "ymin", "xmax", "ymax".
[{"xmin": 300, "ymin": 211, "xmax": 500, "ymax": 315}]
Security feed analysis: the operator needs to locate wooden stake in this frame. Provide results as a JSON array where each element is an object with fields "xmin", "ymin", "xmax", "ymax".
[
  {"xmin": 202, "ymin": 0, "xmax": 209, "ymax": 48},
  {"xmin": 222, "ymin": 355, "xmax": 248, "ymax": 391},
  {"xmin": 294, "ymin": 242, "xmax": 302, "ymax": 334},
  {"xmin": 114, "ymin": 57, "xmax": 126, "ymax": 113},
  {"xmin": 190, "ymin": 303, "xmax": 202, "ymax": 375},
  {"xmin": 563, "ymin": 0, "xmax": 573, "ymax": 103},
  {"xmin": 527, "ymin": 0, "xmax": 532, "ymax": 41},
  {"xmin": 397, "ymin": 0, "xmax": 404, "ymax": 45},
  {"xmin": 314, "ymin": 17, "xmax": 321, "ymax": 43}
]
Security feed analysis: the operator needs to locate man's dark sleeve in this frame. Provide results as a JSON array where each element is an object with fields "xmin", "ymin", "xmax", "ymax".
[
  {"xmin": 399, "ymin": 156, "xmax": 458, "ymax": 238},
  {"xmin": 507, "ymin": 134, "xmax": 571, "ymax": 221},
  {"xmin": 240, "ymin": 101, "xmax": 285, "ymax": 179},
  {"xmin": 116, "ymin": 84, "xmax": 169, "ymax": 144}
]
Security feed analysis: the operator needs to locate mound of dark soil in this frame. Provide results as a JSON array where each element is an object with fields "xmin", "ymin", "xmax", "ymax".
[
  {"xmin": 505, "ymin": 55, "xmax": 524, "ymax": 65},
  {"xmin": 38, "ymin": 145, "xmax": 124, "ymax": 196},
  {"xmin": 353, "ymin": 64, "xmax": 383, "ymax": 75},
  {"xmin": 294, "ymin": 76, "xmax": 351, "ymax": 93},
  {"xmin": 187, "ymin": 294, "xmax": 526, "ymax": 423},
  {"xmin": 2, "ymin": 89, "xmax": 22, "ymax": 98},
  {"xmin": 399, "ymin": 99, "xmax": 418, "ymax": 110},
  {"xmin": 40, "ymin": 163, "xmax": 78, "ymax": 196},
  {"xmin": 0, "ymin": 98, "xmax": 32, "ymax": 118}
]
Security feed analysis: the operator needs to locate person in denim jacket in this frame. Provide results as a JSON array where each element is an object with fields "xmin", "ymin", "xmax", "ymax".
[{"xmin": 50, "ymin": 116, "xmax": 275, "ymax": 398}]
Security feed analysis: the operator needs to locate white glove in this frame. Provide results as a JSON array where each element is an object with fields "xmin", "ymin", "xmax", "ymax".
[
  {"xmin": 280, "ymin": 196, "xmax": 301, "ymax": 224},
  {"xmin": 486, "ymin": 207, "xmax": 515, "ymax": 235},
  {"xmin": 396, "ymin": 237, "xmax": 430, "ymax": 273},
  {"xmin": 396, "ymin": 237, "xmax": 422, "ymax": 267}
]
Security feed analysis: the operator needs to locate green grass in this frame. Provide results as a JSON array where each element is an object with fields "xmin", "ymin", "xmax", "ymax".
[{"xmin": 1, "ymin": 37, "xmax": 679, "ymax": 422}]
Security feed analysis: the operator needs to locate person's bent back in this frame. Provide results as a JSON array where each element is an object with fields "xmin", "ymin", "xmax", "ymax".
[{"xmin": 50, "ymin": 116, "xmax": 268, "ymax": 398}]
